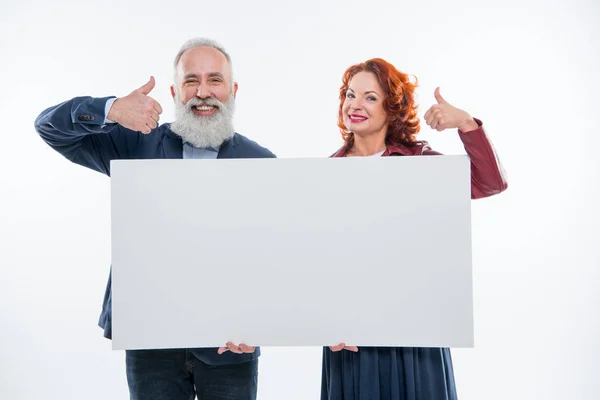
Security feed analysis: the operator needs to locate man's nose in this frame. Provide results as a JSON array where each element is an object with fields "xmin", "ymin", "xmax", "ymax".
[{"xmin": 196, "ymin": 84, "xmax": 211, "ymax": 99}]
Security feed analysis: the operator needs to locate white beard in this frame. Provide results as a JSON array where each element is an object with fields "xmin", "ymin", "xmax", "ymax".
[{"xmin": 170, "ymin": 92, "xmax": 236, "ymax": 148}]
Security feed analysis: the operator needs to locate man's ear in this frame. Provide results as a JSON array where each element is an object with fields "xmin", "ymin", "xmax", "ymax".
[
  {"xmin": 233, "ymin": 82, "xmax": 239, "ymax": 98},
  {"xmin": 170, "ymin": 85, "xmax": 176, "ymax": 99}
]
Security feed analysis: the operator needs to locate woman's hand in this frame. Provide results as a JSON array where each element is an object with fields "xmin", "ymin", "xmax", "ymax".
[
  {"xmin": 424, "ymin": 87, "xmax": 479, "ymax": 132},
  {"xmin": 329, "ymin": 343, "xmax": 359, "ymax": 352}
]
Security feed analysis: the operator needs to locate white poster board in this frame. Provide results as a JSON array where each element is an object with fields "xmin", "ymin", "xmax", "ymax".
[{"xmin": 110, "ymin": 156, "xmax": 473, "ymax": 350}]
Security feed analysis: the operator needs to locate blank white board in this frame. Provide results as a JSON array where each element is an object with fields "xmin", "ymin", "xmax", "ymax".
[{"xmin": 110, "ymin": 156, "xmax": 473, "ymax": 350}]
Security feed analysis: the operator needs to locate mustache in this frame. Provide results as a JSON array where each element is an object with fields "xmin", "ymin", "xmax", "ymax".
[{"xmin": 185, "ymin": 97, "xmax": 224, "ymax": 109}]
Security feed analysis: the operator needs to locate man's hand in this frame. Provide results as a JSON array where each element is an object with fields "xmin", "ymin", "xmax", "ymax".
[
  {"xmin": 217, "ymin": 342, "xmax": 256, "ymax": 355},
  {"xmin": 107, "ymin": 76, "xmax": 163, "ymax": 134},
  {"xmin": 329, "ymin": 343, "xmax": 359, "ymax": 352}
]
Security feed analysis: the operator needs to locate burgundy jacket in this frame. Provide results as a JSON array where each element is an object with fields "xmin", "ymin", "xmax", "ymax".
[{"xmin": 330, "ymin": 119, "xmax": 508, "ymax": 199}]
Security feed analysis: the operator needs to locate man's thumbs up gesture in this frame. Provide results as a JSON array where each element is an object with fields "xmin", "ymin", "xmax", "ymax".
[
  {"xmin": 107, "ymin": 76, "xmax": 164, "ymax": 134},
  {"xmin": 424, "ymin": 87, "xmax": 478, "ymax": 132}
]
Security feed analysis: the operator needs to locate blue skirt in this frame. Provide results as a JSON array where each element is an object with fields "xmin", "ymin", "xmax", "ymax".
[{"xmin": 321, "ymin": 347, "xmax": 457, "ymax": 400}]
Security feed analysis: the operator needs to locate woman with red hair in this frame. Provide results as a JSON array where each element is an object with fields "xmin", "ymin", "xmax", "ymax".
[{"xmin": 322, "ymin": 58, "xmax": 508, "ymax": 399}]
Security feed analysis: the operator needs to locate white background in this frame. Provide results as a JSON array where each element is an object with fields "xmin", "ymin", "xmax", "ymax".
[{"xmin": 0, "ymin": 0, "xmax": 598, "ymax": 399}]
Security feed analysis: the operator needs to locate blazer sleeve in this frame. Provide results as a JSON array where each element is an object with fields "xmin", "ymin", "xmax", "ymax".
[
  {"xmin": 423, "ymin": 118, "xmax": 508, "ymax": 199},
  {"xmin": 34, "ymin": 96, "xmax": 143, "ymax": 176}
]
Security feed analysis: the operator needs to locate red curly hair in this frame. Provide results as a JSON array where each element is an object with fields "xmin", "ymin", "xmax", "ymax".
[{"xmin": 338, "ymin": 58, "xmax": 420, "ymax": 150}]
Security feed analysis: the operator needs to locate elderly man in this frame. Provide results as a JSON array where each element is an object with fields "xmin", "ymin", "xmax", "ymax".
[{"xmin": 34, "ymin": 37, "xmax": 273, "ymax": 400}]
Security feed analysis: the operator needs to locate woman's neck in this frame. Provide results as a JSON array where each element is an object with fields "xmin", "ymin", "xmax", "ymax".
[{"xmin": 348, "ymin": 133, "xmax": 387, "ymax": 157}]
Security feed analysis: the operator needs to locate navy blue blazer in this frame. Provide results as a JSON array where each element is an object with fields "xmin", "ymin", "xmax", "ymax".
[{"xmin": 34, "ymin": 96, "xmax": 276, "ymax": 365}]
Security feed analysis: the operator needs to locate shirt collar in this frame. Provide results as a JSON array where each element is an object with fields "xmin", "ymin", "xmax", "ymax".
[
  {"xmin": 181, "ymin": 138, "xmax": 225, "ymax": 152},
  {"xmin": 330, "ymin": 143, "xmax": 413, "ymax": 158}
]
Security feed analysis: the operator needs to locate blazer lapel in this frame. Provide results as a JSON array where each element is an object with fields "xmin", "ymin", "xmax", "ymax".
[
  {"xmin": 162, "ymin": 125, "xmax": 184, "ymax": 159},
  {"xmin": 217, "ymin": 133, "xmax": 240, "ymax": 159}
]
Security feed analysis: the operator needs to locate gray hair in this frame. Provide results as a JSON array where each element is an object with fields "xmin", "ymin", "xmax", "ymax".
[{"xmin": 173, "ymin": 37, "xmax": 234, "ymax": 85}]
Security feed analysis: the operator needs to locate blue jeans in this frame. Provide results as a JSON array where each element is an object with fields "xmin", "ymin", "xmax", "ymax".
[{"xmin": 126, "ymin": 349, "xmax": 258, "ymax": 400}]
